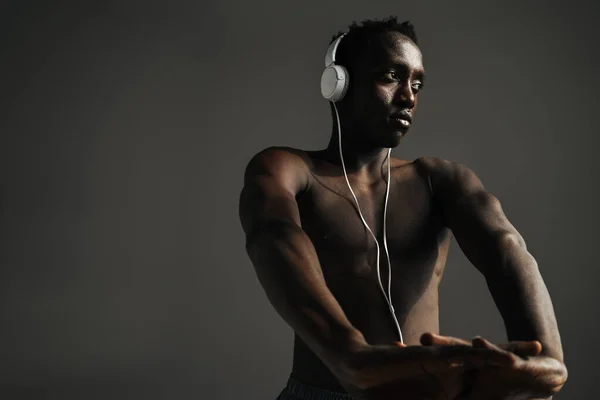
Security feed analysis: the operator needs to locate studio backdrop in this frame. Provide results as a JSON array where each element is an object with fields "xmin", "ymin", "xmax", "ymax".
[{"xmin": 0, "ymin": 1, "xmax": 597, "ymax": 399}]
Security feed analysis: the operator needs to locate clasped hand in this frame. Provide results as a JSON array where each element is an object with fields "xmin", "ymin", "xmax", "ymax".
[
  {"xmin": 421, "ymin": 333, "xmax": 567, "ymax": 400},
  {"xmin": 340, "ymin": 333, "xmax": 567, "ymax": 400}
]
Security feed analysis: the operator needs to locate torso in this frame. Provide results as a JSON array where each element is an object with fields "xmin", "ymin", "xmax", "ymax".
[{"xmin": 288, "ymin": 149, "xmax": 452, "ymax": 392}]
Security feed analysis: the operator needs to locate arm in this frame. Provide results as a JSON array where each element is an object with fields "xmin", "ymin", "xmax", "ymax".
[
  {"xmin": 424, "ymin": 158, "xmax": 567, "ymax": 395},
  {"xmin": 240, "ymin": 149, "xmax": 520, "ymax": 399},
  {"xmin": 239, "ymin": 147, "xmax": 367, "ymax": 382},
  {"xmin": 240, "ymin": 149, "xmax": 520, "ymax": 398}
]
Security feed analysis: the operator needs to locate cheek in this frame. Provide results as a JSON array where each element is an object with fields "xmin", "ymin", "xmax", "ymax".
[
  {"xmin": 362, "ymin": 87, "xmax": 393, "ymax": 122},
  {"xmin": 374, "ymin": 85, "xmax": 394, "ymax": 104}
]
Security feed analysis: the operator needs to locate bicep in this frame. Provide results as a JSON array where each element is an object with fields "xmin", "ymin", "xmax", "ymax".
[
  {"xmin": 239, "ymin": 175, "xmax": 302, "ymax": 241},
  {"xmin": 431, "ymin": 160, "xmax": 525, "ymax": 273},
  {"xmin": 239, "ymin": 175, "xmax": 320, "ymax": 281},
  {"xmin": 239, "ymin": 147, "xmax": 306, "ymax": 238},
  {"xmin": 447, "ymin": 189, "xmax": 522, "ymax": 244},
  {"xmin": 238, "ymin": 160, "xmax": 320, "ymax": 286}
]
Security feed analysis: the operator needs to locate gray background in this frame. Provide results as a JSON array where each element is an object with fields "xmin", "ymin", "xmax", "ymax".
[{"xmin": 0, "ymin": 1, "xmax": 598, "ymax": 399}]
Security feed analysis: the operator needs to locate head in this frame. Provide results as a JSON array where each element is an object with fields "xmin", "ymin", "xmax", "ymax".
[{"xmin": 328, "ymin": 17, "xmax": 425, "ymax": 148}]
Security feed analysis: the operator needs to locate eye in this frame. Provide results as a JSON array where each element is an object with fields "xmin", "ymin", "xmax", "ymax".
[
  {"xmin": 382, "ymin": 71, "xmax": 424, "ymax": 92},
  {"xmin": 383, "ymin": 71, "xmax": 400, "ymax": 81},
  {"xmin": 412, "ymin": 81, "xmax": 424, "ymax": 92}
]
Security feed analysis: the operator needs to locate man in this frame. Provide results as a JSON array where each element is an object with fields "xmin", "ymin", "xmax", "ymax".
[{"xmin": 239, "ymin": 16, "xmax": 567, "ymax": 400}]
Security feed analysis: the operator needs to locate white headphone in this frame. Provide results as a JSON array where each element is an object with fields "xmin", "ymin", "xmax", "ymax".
[
  {"xmin": 320, "ymin": 34, "xmax": 350, "ymax": 102},
  {"xmin": 320, "ymin": 33, "xmax": 404, "ymax": 344}
]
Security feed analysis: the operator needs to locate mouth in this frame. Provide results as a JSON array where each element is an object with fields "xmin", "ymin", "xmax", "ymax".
[
  {"xmin": 389, "ymin": 116, "xmax": 411, "ymax": 129},
  {"xmin": 389, "ymin": 111, "xmax": 412, "ymax": 128}
]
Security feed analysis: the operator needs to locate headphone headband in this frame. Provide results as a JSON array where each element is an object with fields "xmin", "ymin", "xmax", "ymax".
[{"xmin": 324, "ymin": 33, "xmax": 346, "ymax": 67}]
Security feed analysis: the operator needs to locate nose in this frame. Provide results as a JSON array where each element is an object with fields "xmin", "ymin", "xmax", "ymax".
[{"xmin": 393, "ymin": 82, "xmax": 416, "ymax": 109}]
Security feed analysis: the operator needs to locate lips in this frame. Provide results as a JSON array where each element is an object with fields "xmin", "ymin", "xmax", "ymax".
[
  {"xmin": 390, "ymin": 112, "xmax": 412, "ymax": 123},
  {"xmin": 390, "ymin": 118, "xmax": 410, "ymax": 129},
  {"xmin": 389, "ymin": 112, "xmax": 412, "ymax": 130}
]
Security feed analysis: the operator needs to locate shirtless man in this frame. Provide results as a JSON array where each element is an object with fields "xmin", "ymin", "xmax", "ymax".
[{"xmin": 238, "ymin": 17, "xmax": 568, "ymax": 400}]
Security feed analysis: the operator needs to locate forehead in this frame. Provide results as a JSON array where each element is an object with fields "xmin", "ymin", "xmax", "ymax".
[{"xmin": 365, "ymin": 32, "xmax": 424, "ymax": 71}]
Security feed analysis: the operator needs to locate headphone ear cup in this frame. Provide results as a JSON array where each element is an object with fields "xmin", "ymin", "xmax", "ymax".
[{"xmin": 320, "ymin": 64, "xmax": 349, "ymax": 102}]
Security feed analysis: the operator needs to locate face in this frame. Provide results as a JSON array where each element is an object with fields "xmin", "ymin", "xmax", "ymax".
[{"xmin": 346, "ymin": 32, "xmax": 425, "ymax": 148}]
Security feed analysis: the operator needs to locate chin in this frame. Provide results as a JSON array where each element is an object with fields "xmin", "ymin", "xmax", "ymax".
[{"xmin": 384, "ymin": 130, "xmax": 408, "ymax": 148}]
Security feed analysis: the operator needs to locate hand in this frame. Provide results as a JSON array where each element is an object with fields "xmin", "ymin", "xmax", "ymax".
[
  {"xmin": 420, "ymin": 333, "xmax": 543, "ymax": 359},
  {"xmin": 422, "ymin": 334, "xmax": 568, "ymax": 400},
  {"xmin": 378, "ymin": 341, "xmax": 465, "ymax": 400},
  {"xmin": 336, "ymin": 340, "xmax": 517, "ymax": 400},
  {"xmin": 464, "ymin": 337, "xmax": 567, "ymax": 400}
]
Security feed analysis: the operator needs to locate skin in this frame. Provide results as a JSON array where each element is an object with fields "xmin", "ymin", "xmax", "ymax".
[{"xmin": 239, "ymin": 31, "xmax": 567, "ymax": 400}]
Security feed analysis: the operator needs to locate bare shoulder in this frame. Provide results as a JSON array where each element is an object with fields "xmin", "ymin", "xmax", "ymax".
[
  {"xmin": 389, "ymin": 156, "xmax": 457, "ymax": 171},
  {"xmin": 412, "ymin": 156, "xmax": 460, "ymax": 176},
  {"xmin": 243, "ymin": 146, "xmax": 312, "ymax": 194},
  {"xmin": 408, "ymin": 157, "xmax": 490, "ymax": 205},
  {"xmin": 388, "ymin": 156, "xmax": 458, "ymax": 180}
]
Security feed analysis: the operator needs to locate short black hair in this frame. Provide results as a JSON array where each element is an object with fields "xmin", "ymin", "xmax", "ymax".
[{"xmin": 329, "ymin": 16, "xmax": 418, "ymax": 70}]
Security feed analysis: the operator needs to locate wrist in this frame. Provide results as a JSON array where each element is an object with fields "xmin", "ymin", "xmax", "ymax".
[
  {"xmin": 328, "ymin": 329, "xmax": 370, "ymax": 382},
  {"xmin": 303, "ymin": 327, "xmax": 367, "ymax": 382}
]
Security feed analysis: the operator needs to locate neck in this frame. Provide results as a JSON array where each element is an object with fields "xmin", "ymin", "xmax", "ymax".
[{"xmin": 324, "ymin": 118, "xmax": 391, "ymax": 178}]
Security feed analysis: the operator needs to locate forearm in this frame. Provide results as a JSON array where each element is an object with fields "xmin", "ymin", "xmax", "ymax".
[
  {"xmin": 485, "ymin": 234, "xmax": 564, "ymax": 362},
  {"xmin": 245, "ymin": 223, "xmax": 441, "ymax": 391},
  {"xmin": 246, "ymin": 221, "xmax": 367, "ymax": 372}
]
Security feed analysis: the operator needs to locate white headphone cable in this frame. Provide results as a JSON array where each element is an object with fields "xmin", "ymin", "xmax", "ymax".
[{"xmin": 332, "ymin": 102, "xmax": 404, "ymax": 343}]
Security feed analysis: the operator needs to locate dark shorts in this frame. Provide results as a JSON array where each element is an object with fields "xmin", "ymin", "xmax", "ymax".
[{"xmin": 275, "ymin": 376, "xmax": 354, "ymax": 400}]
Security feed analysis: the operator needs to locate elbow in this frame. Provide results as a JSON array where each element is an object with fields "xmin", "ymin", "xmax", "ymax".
[
  {"xmin": 496, "ymin": 231, "xmax": 526, "ymax": 251},
  {"xmin": 496, "ymin": 232, "xmax": 534, "ymax": 266}
]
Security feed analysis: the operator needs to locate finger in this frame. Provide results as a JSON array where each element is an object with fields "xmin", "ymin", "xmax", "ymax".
[
  {"xmin": 421, "ymin": 332, "xmax": 472, "ymax": 347},
  {"xmin": 471, "ymin": 336, "xmax": 489, "ymax": 348},
  {"xmin": 374, "ymin": 344, "xmax": 511, "ymax": 367},
  {"xmin": 472, "ymin": 336, "xmax": 505, "ymax": 352},
  {"xmin": 394, "ymin": 341, "xmax": 408, "ymax": 348},
  {"xmin": 471, "ymin": 337, "xmax": 517, "ymax": 366},
  {"xmin": 435, "ymin": 345, "xmax": 514, "ymax": 368},
  {"xmin": 473, "ymin": 337, "xmax": 542, "ymax": 357},
  {"xmin": 498, "ymin": 341, "xmax": 543, "ymax": 357},
  {"xmin": 365, "ymin": 346, "xmax": 513, "ymax": 387}
]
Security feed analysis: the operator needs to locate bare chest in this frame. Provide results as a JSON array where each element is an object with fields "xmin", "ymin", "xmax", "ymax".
[
  {"xmin": 297, "ymin": 167, "xmax": 450, "ymax": 336},
  {"xmin": 297, "ymin": 169, "xmax": 444, "ymax": 264}
]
